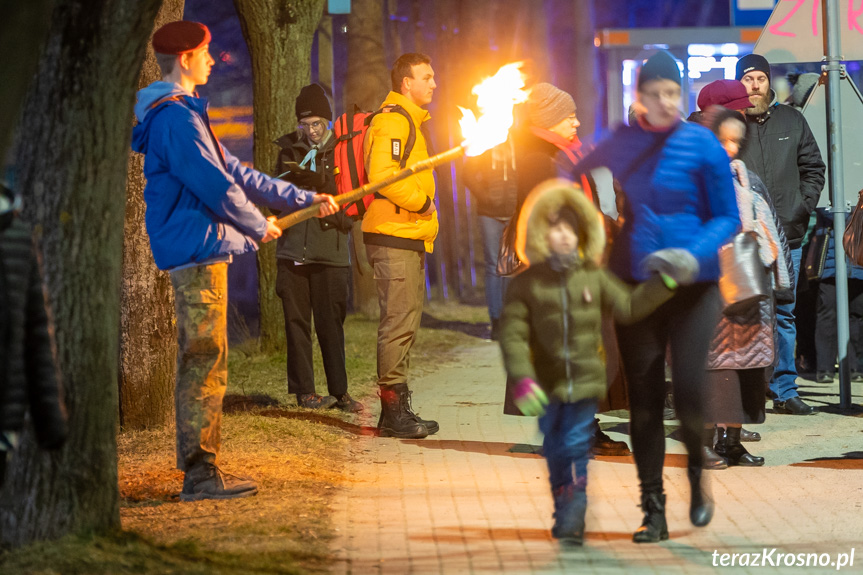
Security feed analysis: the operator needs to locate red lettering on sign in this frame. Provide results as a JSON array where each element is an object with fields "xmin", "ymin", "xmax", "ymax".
[
  {"xmin": 769, "ymin": 0, "xmax": 807, "ymax": 37},
  {"xmin": 850, "ymin": 0, "xmax": 863, "ymax": 34},
  {"xmin": 812, "ymin": 0, "xmax": 821, "ymax": 35}
]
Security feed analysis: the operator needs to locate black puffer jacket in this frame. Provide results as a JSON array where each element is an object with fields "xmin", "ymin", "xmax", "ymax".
[
  {"xmin": 739, "ymin": 92, "xmax": 826, "ymax": 248},
  {"xmin": 0, "ymin": 188, "xmax": 67, "ymax": 449},
  {"xmin": 273, "ymin": 130, "xmax": 352, "ymax": 266}
]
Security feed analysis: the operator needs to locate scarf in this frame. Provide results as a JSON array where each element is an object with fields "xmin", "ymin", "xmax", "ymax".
[
  {"xmin": 730, "ymin": 159, "xmax": 792, "ymax": 291},
  {"xmin": 528, "ymin": 126, "xmax": 593, "ymax": 202},
  {"xmin": 299, "ymin": 130, "xmax": 333, "ymax": 172}
]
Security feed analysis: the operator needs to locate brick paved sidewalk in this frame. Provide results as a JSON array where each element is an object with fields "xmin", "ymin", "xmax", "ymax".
[{"xmin": 331, "ymin": 341, "xmax": 863, "ymax": 575}]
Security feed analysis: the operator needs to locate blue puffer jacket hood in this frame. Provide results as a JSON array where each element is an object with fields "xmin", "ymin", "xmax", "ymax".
[{"xmin": 131, "ymin": 82, "xmax": 314, "ymax": 270}]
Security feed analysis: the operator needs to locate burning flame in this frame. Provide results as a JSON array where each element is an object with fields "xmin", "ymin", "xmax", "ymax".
[{"xmin": 459, "ymin": 62, "xmax": 528, "ymax": 157}]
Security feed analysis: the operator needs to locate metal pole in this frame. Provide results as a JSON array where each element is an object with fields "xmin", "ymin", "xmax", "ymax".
[{"xmin": 823, "ymin": 0, "xmax": 851, "ymax": 408}]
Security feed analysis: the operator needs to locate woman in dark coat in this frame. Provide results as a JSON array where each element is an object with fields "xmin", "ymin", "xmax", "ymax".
[
  {"xmin": 503, "ymin": 84, "xmax": 630, "ymax": 456},
  {"xmin": 696, "ymin": 105, "xmax": 794, "ymax": 469}
]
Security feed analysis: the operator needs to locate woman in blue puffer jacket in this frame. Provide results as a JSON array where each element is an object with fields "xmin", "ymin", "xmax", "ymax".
[{"xmin": 574, "ymin": 51, "xmax": 738, "ymax": 543}]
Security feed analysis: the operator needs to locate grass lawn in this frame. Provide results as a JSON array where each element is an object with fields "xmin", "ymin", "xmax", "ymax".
[{"xmin": 0, "ymin": 302, "xmax": 490, "ymax": 574}]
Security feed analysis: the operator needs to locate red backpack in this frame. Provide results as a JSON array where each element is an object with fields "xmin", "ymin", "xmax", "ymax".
[{"xmin": 333, "ymin": 104, "xmax": 416, "ymax": 218}]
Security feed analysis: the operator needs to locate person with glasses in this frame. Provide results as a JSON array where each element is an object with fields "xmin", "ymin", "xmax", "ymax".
[{"xmin": 273, "ymin": 83, "xmax": 361, "ymax": 413}]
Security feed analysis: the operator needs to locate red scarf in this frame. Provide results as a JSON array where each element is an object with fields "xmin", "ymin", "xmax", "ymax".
[{"xmin": 529, "ymin": 126, "xmax": 593, "ymax": 203}]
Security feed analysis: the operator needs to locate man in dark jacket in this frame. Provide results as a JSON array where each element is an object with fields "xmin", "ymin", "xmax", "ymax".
[
  {"xmin": 273, "ymin": 84, "xmax": 360, "ymax": 413},
  {"xmin": 0, "ymin": 185, "xmax": 67, "ymax": 486},
  {"xmin": 736, "ymin": 54, "xmax": 826, "ymax": 415}
]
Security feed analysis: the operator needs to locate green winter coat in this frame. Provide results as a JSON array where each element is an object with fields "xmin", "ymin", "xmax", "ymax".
[{"xmin": 499, "ymin": 180, "xmax": 674, "ymax": 403}]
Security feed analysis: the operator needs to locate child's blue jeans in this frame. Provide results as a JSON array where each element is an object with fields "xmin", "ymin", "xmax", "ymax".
[{"xmin": 538, "ymin": 398, "xmax": 598, "ymax": 492}]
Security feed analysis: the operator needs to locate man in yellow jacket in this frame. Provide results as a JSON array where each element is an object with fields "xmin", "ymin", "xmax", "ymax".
[{"xmin": 363, "ymin": 53, "xmax": 439, "ymax": 439}]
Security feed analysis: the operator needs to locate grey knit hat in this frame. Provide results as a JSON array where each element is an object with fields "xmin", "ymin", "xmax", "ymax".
[
  {"xmin": 527, "ymin": 83, "xmax": 576, "ymax": 130},
  {"xmin": 787, "ymin": 72, "xmax": 819, "ymax": 108}
]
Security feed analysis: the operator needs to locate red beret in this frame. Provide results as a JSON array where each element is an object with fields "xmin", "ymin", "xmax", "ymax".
[{"xmin": 152, "ymin": 21, "xmax": 211, "ymax": 55}]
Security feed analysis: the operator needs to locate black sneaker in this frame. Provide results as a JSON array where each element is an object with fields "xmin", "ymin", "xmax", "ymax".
[
  {"xmin": 335, "ymin": 393, "xmax": 364, "ymax": 413},
  {"xmin": 815, "ymin": 371, "xmax": 834, "ymax": 383},
  {"xmin": 297, "ymin": 393, "xmax": 338, "ymax": 409},
  {"xmin": 180, "ymin": 463, "xmax": 258, "ymax": 502}
]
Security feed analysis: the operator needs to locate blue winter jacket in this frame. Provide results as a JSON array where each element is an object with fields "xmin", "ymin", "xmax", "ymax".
[
  {"xmin": 131, "ymin": 82, "xmax": 315, "ymax": 270},
  {"xmin": 574, "ymin": 121, "xmax": 739, "ymax": 282}
]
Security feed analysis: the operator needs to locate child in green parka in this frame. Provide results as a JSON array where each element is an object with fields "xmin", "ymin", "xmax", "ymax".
[{"xmin": 499, "ymin": 179, "xmax": 696, "ymax": 545}]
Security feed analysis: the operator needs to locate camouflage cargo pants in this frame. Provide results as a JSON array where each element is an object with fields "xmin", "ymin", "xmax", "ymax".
[{"xmin": 170, "ymin": 262, "xmax": 228, "ymax": 471}]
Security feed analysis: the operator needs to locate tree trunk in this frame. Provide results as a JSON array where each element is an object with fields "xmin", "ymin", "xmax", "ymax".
[
  {"xmin": 0, "ymin": 0, "xmax": 163, "ymax": 547},
  {"xmin": 119, "ymin": 0, "xmax": 183, "ymax": 431},
  {"xmin": 317, "ymin": 15, "xmax": 334, "ymax": 97},
  {"xmin": 0, "ymin": 0, "xmax": 53, "ymax": 163},
  {"xmin": 233, "ymin": 0, "xmax": 326, "ymax": 351},
  {"xmin": 345, "ymin": 0, "xmax": 389, "ymax": 317}
]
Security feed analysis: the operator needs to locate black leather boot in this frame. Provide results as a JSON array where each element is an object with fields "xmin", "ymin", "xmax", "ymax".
[
  {"xmin": 593, "ymin": 419, "xmax": 631, "ymax": 456},
  {"xmin": 687, "ymin": 464, "xmax": 714, "ymax": 527},
  {"xmin": 702, "ymin": 426, "xmax": 727, "ymax": 470},
  {"xmin": 377, "ymin": 384, "xmax": 428, "ymax": 439},
  {"xmin": 739, "ymin": 427, "xmax": 761, "ymax": 442},
  {"xmin": 632, "ymin": 492, "xmax": 668, "ymax": 543},
  {"xmin": 715, "ymin": 426, "xmax": 764, "ymax": 466}
]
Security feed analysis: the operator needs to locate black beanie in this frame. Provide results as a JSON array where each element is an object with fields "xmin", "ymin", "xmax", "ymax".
[
  {"xmin": 637, "ymin": 50, "xmax": 682, "ymax": 89},
  {"xmin": 735, "ymin": 54, "xmax": 771, "ymax": 83},
  {"xmin": 295, "ymin": 84, "xmax": 332, "ymax": 122}
]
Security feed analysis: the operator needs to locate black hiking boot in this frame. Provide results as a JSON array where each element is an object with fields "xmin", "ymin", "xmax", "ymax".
[
  {"xmin": 335, "ymin": 392, "xmax": 364, "ymax": 413},
  {"xmin": 297, "ymin": 393, "xmax": 338, "ymax": 409},
  {"xmin": 632, "ymin": 492, "xmax": 668, "ymax": 543},
  {"xmin": 180, "ymin": 462, "xmax": 258, "ymax": 502},
  {"xmin": 377, "ymin": 384, "xmax": 429, "ymax": 439}
]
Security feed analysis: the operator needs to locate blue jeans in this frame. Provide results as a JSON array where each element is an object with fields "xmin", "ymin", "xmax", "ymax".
[
  {"xmin": 539, "ymin": 399, "xmax": 598, "ymax": 491},
  {"xmin": 771, "ymin": 246, "xmax": 803, "ymax": 401},
  {"xmin": 478, "ymin": 215, "xmax": 511, "ymax": 321}
]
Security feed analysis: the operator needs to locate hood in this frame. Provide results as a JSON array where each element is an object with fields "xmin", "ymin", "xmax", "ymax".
[
  {"xmin": 134, "ymin": 81, "xmax": 190, "ymax": 123},
  {"xmin": 515, "ymin": 178, "xmax": 605, "ymax": 267},
  {"xmin": 131, "ymin": 82, "xmax": 192, "ymax": 154}
]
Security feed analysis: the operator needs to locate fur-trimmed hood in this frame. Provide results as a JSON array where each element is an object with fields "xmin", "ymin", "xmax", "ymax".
[{"xmin": 515, "ymin": 179, "xmax": 605, "ymax": 267}]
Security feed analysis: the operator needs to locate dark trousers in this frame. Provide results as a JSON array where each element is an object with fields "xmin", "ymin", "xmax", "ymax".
[
  {"xmin": 276, "ymin": 259, "xmax": 349, "ymax": 396},
  {"xmin": 615, "ymin": 283, "xmax": 721, "ymax": 495},
  {"xmin": 815, "ymin": 278, "xmax": 863, "ymax": 373}
]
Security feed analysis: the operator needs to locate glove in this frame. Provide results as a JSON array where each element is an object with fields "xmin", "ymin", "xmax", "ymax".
[
  {"xmin": 286, "ymin": 167, "xmax": 326, "ymax": 190},
  {"xmin": 513, "ymin": 378, "xmax": 549, "ymax": 416},
  {"xmin": 641, "ymin": 248, "xmax": 699, "ymax": 286}
]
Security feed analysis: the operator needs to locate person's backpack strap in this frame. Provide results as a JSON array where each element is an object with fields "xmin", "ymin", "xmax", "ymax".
[{"xmin": 365, "ymin": 104, "xmax": 416, "ymax": 169}]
